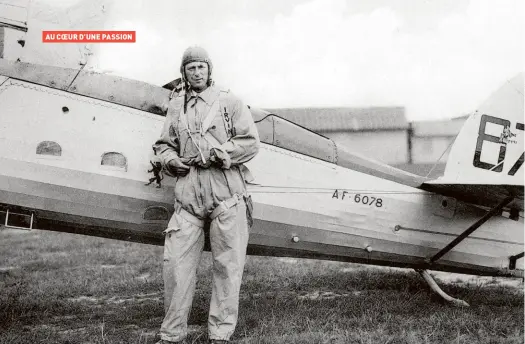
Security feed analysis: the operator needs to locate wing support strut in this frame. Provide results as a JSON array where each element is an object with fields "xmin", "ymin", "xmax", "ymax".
[
  {"xmin": 0, "ymin": 20, "xmax": 28, "ymax": 32},
  {"xmin": 428, "ymin": 196, "xmax": 514, "ymax": 264},
  {"xmin": 416, "ymin": 269, "xmax": 469, "ymax": 307},
  {"xmin": 414, "ymin": 196, "xmax": 514, "ymax": 307},
  {"xmin": 509, "ymin": 252, "xmax": 524, "ymax": 270}
]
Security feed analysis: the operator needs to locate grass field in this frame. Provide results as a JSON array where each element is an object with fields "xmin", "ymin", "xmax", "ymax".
[{"xmin": 1, "ymin": 228, "xmax": 523, "ymax": 344}]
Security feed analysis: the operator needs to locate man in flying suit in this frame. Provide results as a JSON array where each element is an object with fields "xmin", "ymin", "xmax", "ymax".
[{"xmin": 153, "ymin": 46, "xmax": 260, "ymax": 344}]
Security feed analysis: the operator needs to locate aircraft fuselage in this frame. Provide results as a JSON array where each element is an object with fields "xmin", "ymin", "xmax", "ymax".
[{"xmin": 0, "ymin": 67, "xmax": 523, "ymax": 278}]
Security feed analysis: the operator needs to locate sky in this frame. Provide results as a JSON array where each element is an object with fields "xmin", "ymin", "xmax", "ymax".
[{"xmin": 1, "ymin": 0, "xmax": 524, "ymax": 120}]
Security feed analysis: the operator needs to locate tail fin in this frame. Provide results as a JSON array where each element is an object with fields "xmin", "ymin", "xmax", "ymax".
[{"xmin": 441, "ymin": 73, "xmax": 524, "ymax": 186}]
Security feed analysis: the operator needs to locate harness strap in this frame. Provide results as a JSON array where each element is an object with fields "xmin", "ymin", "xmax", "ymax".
[
  {"xmin": 200, "ymin": 98, "xmax": 220, "ymax": 135},
  {"xmin": 179, "ymin": 104, "xmax": 205, "ymax": 163},
  {"xmin": 173, "ymin": 201, "xmax": 205, "ymax": 228},
  {"xmin": 209, "ymin": 194, "xmax": 243, "ymax": 220},
  {"xmin": 172, "ymin": 194, "xmax": 244, "ymax": 227},
  {"xmin": 166, "ymin": 90, "xmax": 249, "ymax": 224},
  {"xmin": 179, "ymin": 95, "xmax": 221, "ymax": 164}
]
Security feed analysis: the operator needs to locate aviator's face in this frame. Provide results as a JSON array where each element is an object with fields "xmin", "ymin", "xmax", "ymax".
[{"xmin": 184, "ymin": 61, "xmax": 209, "ymax": 92}]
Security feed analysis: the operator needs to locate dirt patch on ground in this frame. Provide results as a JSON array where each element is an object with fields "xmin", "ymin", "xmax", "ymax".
[
  {"xmin": 340, "ymin": 266, "xmax": 524, "ymax": 291},
  {"xmin": 99, "ymin": 264, "xmax": 120, "ymax": 269},
  {"xmin": 297, "ymin": 290, "xmax": 362, "ymax": 300},
  {"xmin": 67, "ymin": 296, "xmax": 100, "ymax": 303},
  {"xmin": 431, "ymin": 271, "xmax": 524, "ymax": 290},
  {"xmin": 135, "ymin": 273, "xmax": 151, "ymax": 282},
  {"xmin": 243, "ymin": 289, "xmax": 362, "ymax": 301},
  {"xmin": 68, "ymin": 292, "xmax": 162, "ymax": 305},
  {"xmin": 107, "ymin": 292, "xmax": 162, "ymax": 304},
  {"xmin": 57, "ymin": 326, "xmax": 89, "ymax": 335},
  {"xmin": 0, "ymin": 266, "xmax": 16, "ymax": 274}
]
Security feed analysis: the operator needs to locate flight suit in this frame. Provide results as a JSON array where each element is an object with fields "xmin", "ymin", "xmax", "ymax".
[{"xmin": 153, "ymin": 85, "xmax": 260, "ymax": 342}]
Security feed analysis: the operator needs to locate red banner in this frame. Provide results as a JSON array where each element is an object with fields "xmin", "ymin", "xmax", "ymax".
[{"xmin": 42, "ymin": 31, "xmax": 136, "ymax": 43}]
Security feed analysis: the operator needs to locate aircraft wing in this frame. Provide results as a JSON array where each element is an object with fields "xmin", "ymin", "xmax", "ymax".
[{"xmin": 421, "ymin": 181, "xmax": 523, "ymax": 212}]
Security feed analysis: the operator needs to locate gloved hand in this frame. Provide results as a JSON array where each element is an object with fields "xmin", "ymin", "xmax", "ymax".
[
  {"xmin": 194, "ymin": 150, "xmax": 212, "ymax": 168},
  {"xmin": 166, "ymin": 157, "xmax": 190, "ymax": 176},
  {"xmin": 195, "ymin": 150, "xmax": 223, "ymax": 169},
  {"xmin": 210, "ymin": 148, "xmax": 226, "ymax": 168}
]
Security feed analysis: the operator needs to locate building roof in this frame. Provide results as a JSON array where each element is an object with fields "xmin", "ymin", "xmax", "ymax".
[
  {"xmin": 263, "ymin": 107, "xmax": 408, "ymax": 132},
  {"xmin": 411, "ymin": 117, "xmax": 467, "ymax": 137}
]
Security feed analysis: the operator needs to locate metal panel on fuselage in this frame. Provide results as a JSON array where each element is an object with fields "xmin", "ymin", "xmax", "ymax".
[{"xmin": 246, "ymin": 143, "xmax": 523, "ymax": 271}]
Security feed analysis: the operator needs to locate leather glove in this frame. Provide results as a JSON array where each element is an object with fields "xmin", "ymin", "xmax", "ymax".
[
  {"xmin": 210, "ymin": 148, "xmax": 226, "ymax": 168},
  {"xmin": 195, "ymin": 150, "xmax": 223, "ymax": 169},
  {"xmin": 194, "ymin": 150, "xmax": 212, "ymax": 168},
  {"xmin": 166, "ymin": 158, "xmax": 190, "ymax": 176}
]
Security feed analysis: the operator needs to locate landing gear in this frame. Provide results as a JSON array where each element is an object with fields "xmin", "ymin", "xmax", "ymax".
[
  {"xmin": 418, "ymin": 196, "xmax": 515, "ymax": 307},
  {"xmin": 416, "ymin": 269, "xmax": 469, "ymax": 307}
]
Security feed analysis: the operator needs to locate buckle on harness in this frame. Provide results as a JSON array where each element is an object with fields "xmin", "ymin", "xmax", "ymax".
[
  {"xmin": 172, "ymin": 201, "xmax": 205, "ymax": 228},
  {"xmin": 210, "ymin": 194, "xmax": 242, "ymax": 220}
]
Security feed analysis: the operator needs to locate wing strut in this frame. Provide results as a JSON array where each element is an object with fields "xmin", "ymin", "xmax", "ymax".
[
  {"xmin": 428, "ymin": 196, "xmax": 514, "ymax": 264},
  {"xmin": 509, "ymin": 252, "xmax": 524, "ymax": 270},
  {"xmin": 0, "ymin": 20, "xmax": 28, "ymax": 32},
  {"xmin": 414, "ymin": 196, "xmax": 516, "ymax": 307}
]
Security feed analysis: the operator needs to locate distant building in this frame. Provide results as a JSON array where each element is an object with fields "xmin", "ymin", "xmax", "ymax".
[
  {"xmin": 410, "ymin": 115, "xmax": 467, "ymax": 164},
  {"xmin": 398, "ymin": 116, "xmax": 467, "ymax": 177}
]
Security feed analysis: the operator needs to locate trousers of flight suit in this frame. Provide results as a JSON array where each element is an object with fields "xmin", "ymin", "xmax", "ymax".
[{"xmin": 159, "ymin": 197, "xmax": 249, "ymax": 342}]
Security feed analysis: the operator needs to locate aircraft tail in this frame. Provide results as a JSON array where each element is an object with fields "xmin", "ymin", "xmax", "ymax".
[{"xmin": 440, "ymin": 73, "xmax": 524, "ymax": 186}]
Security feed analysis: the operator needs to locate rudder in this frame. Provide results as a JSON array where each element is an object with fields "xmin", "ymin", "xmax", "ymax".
[{"xmin": 441, "ymin": 73, "xmax": 524, "ymax": 186}]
